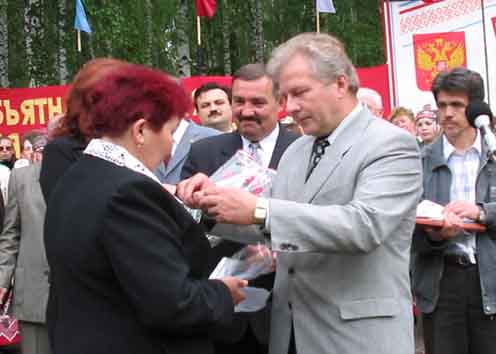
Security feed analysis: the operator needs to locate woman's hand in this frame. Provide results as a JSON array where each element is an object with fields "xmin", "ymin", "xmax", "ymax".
[
  {"xmin": 176, "ymin": 173, "xmax": 215, "ymax": 208},
  {"xmin": 220, "ymin": 277, "xmax": 248, "ymax": 305}
]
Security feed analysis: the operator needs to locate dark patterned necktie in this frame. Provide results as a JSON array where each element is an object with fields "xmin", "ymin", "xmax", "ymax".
[{"xmin": 306, "ymin": 136, "xmax": 330, "ymax": 182}]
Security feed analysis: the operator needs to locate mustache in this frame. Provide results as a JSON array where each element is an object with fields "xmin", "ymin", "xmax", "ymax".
[
  {"xmin": 238, "ymin": 115, "xmax": 262, "ymax": 124},
  {"xmin": 208, "ymin": 110, "xmax": 222, "ymax": 117}
]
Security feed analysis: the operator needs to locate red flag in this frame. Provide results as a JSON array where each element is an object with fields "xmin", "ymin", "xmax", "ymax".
[
  {"xmin": 492, "ymin": 17, "xmax": 496, "ymax": 37},
  {"xmin": 413, "ymin": 32, "xmax": 466, "ymax": 91},
  {"xmin": 196, "ymin": 0, "xmax": 216, "ymax": 18}
]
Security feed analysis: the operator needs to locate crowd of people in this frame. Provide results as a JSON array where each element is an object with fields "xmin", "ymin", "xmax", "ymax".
[{"xmin": 0, "ymin": 32, "xmax": 495, "ymax": 354}]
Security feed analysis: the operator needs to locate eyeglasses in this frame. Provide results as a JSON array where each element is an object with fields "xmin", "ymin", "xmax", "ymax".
[{"xmin": 0, "ymin": 146, "xmax": 12, "ymax": 151}]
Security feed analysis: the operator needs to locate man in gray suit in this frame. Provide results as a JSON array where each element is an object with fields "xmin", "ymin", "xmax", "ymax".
[
  {"xmin": 0, "ymin": 161, "xmax": 51, "ymax": 354},
  {"xmin": 155, "ymin": 119, "xmax": 220, "ymax": 184},
  {"xmin": 178, "ymin": 32, "xmax": 422, "ymax": 354}
]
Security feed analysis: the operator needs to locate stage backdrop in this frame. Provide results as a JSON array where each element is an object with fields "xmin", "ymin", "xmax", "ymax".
[
  {"xmin": 384, "ymin": 0, "xmax": 496, "ymax": 113},
  {"xmin": 0, "ymin": 66, "xmax": 390, "ymax": 156}
]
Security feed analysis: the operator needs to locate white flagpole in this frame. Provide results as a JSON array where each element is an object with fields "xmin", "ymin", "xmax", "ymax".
[
  {"xmin": 316, "ymin": 10, "xmax": 320, "ymax": 33},
  {"xmin": 77, "ymin": 30, "xmax": 82, "ymax": 52},
  {"xmin": 197, "ymin": 16, "xmax": 202, "ymax": 46}
]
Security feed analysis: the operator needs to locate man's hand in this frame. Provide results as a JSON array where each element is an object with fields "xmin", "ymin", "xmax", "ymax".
[
  {"xmin": 176, "ymin": 173, "xmax": 215, "ymax": 208},
  {"xmin": 220, "ymin": 277, "xmax": 248, "ymax": 305},
  {"xmin": 0, "ymin": 287, "xmax": 8, "ymax": 305},
  {"xmin": 425, "ymin": 209, "xmax": 463, "ymax": 240},
  {"xmin": 162, "ymin": 183, "xmax": 177, "ymax": 195},
  {"xmin": 197, "ymin": 186, "xmax": 258, "ymax": 225},
  {"xmin": 444, "ymin": 200, "xmax": 480, "ymax": 221}
]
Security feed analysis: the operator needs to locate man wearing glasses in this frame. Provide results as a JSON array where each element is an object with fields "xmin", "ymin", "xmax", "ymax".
[
  {"xmin": 0, "ymin": 136, "xmax": 16, "ymax": 170},
  {"xmin": 412, "ymin": 67, "xmax": 496, "ymax": 354}
]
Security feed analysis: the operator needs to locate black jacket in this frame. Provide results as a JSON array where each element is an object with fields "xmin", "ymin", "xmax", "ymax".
[
  {"xmin": 40, "ymin": 136, "xmax": 86, "ymax": 203},
  {"xmin": 44, "ymin": 155, "xmax": 234, "ymax": 354},
  {"xmin": 180, "ymin": 125, "xmax": 299, "ymax": 345}
]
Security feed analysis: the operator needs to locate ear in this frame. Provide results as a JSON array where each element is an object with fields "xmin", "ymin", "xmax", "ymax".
[
  {"xmin": 131, "ymin": 118, "xmax": 147, "ymax": 147},
  {"xmin": 335, "ymin": 75, "xmax": 350, "ymax": 97}
]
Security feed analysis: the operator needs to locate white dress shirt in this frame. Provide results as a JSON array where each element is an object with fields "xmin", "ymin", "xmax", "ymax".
[{"xmin": 240, "ymin": 124, "xmax": 280, "ymax": 169}]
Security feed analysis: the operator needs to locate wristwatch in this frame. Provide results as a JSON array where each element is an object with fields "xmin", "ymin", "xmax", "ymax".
[
  {"xmin": 253, "ymin": 197, "xmax": 269, "ymax": 224},
  {"xmin": 477, "ymin": 206, "xmax": 487, "ymax": 224}
]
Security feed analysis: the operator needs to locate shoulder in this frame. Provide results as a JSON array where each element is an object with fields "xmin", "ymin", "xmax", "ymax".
[
  {"xmin": 0, "ymin": 165, "xmax": 9, "ymax": 178},
  {"xmin": 44, "ymin": 136, "xmax": 85, "ymax": 162},
  {"xmin": 366, "ymin": 116, "xmax": 418, "ymax": 150},
  {"xmin": 188, "ymin": 122, "xmax": 221, "ymax": 139},
  {"xmin": 277, "ymin": 125, "xmax": 300, "ymax": 143},
  {"xmin": 280, "ymin": 134, "xmax": 312, "ymax": 156},
  {"xmin": 190, "ymin": 131, "xmax": 239, "ymax": 152},
  {"xmin": 9, "ymin": 163, "xmax": 39, "ymax": 181}
]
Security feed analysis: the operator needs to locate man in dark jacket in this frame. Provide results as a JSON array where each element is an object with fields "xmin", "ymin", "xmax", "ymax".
[
  {"xmin": 181, "ymin": 63, "xmax": 299, "ymax": 354},
  {"xmin": 412, "ymin": 67, "xmax": 496, "ymax": 354}
]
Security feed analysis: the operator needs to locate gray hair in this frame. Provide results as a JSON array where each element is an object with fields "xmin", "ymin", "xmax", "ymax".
[
  {"xmin": 267, "ymin": 32, "xmax": 359, "ymax": 94},
  {"xmin": 357, "ymin": 87, "xmax": 383, "ymax": 109}
]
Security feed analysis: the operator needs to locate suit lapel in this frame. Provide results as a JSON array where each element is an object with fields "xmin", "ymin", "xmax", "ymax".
[
  {"xmin": 220, "ymin": 133, "xmax": 243, "ymax": 163},
  {"xmin": 269, "ymin": 126, "xmax": 292, "ymax": 169},
  {"xmin": 302, "ymin": 110, "xmax": 372, "ymax": 202},
  {"xmin": 165, "ymin": 124, "xmax": 196, "ymax": 176}
]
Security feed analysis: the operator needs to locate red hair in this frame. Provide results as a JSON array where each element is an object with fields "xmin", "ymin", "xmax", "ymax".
[
  {"xmin": 53, "ymin": 58, "xmax": 130, "ymax": 142},
  {"xmin": 87, "ymin": 64, "xmax": 190, "ymax": 137}
]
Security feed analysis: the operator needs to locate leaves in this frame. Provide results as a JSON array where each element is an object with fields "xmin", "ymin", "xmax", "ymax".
[{"xmin": 3, "ymin": 0, "xmax": 384, "ymax": 87}]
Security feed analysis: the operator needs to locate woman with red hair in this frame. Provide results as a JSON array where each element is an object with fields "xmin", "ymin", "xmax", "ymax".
[
  {"xmin": 44, "ymin": 64, "xmax": 246, "ymax": 354},
  {"xmin": 40, "ymin": 58, "xmax": 129, "ymax": 202}
]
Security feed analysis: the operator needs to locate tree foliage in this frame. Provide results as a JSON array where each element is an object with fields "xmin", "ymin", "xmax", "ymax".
[{"xmin": 1, "ymin": 0, "xmax": 384, "ymax": 88}]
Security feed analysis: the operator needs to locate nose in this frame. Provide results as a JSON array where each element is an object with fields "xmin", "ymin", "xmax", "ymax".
[
  {"xmin": 285, "ymin": 95, "xmax": 300, "ymax": 115},
  {"xmin": 239, "ymin": 103, "xmax": 255, "ymax": 117}
]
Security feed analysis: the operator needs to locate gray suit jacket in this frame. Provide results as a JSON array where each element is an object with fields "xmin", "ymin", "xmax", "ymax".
[
  {"xmin": 266, "ymin": 109, "xmax": 422, "ymax": 354},
  {"xmin": 155, "ymin": 122, "xmax": 220, "ymax": 184},
  {"xmin": 0, "ymin": 163, "xmax": 49, "ymax": 323}
]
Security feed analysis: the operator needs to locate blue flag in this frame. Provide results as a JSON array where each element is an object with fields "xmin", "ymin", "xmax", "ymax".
[
  {"xmin": 317, "ymin": 0, "xmax": 336, "ymax": 13},
  {"xmin": 74, "ymin": 0, "xmax": 92, "ymax": 33}
]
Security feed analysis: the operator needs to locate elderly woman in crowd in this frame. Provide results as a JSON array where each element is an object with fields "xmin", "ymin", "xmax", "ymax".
[
  {"xmin": 415, "ymin": 106, "xmax": 439, "ymax": 148},
  {"xmin": 39, "ymin": 58, "xmax": 129, "ymax": 202},
  {"xmin": 389, "ymin": 106, "xmax": 417, "ymax": 136},
  {"xmin": 43, "ymin": 63, "xmax": 246, "ymax": 354}
]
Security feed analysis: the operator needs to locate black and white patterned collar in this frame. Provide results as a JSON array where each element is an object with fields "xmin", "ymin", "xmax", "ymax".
[{"xmin": 84, "ymin": 138, "xmax": 161, "ymax": 185}]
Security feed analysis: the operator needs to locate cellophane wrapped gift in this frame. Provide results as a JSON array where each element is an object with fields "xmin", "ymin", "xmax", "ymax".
[{"xmin": 210, "ymin": 149, "xmax": 276, "ymax": 197}]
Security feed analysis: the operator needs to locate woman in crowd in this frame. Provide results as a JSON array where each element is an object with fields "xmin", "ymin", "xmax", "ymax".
[
  {"xmin": 44, "ymin": 63, "xmax": 246, "ymax": 354},
  {"xmin": 389, "ymin": 106, "xmax": 416, "ymax": 136},
  {"xmin": 415, "ymin": 106, "xmax": 439, "ymax": 148},
  {"xmin": 39, "ymin": 58, "xmax": 129, "ymax": 202}
]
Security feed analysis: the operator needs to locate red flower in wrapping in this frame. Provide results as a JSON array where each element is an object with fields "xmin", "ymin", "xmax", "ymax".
[{"xmin": 196, "ymin": 0, "xmax": 216, "ymax": 18}]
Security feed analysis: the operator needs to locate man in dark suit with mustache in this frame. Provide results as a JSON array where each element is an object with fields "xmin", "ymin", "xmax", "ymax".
[{"xmin": 181, "ymin": 63, "xmax": 299, "ymax": 354}]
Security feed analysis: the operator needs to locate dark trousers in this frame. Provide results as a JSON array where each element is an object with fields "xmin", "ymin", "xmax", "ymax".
[
  {"xmin": 214, "ymin": 325, "xmax": 267, "ymax": 354},
  {"xmin": 422, "ymin": 263, "xmax": 496, "ymax": 354},
  {"xmin": 288, "ymin": 323, "xmax": 297, "ymax": 354}
]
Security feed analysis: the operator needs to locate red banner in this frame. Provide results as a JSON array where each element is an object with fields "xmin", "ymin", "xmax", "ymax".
[
  {"xmin": 413, "ymin": 32, "xmax": 466, "ymax": 91},
  {"xmin": 0, "ymin": 85, "xmax": 69, "ymax": 156},
  {"xmin": 0, "ymin": 66, "xmax": 391, "ymax": 155}
]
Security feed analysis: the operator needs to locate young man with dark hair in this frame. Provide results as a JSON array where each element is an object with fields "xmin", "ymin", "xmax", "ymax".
[{"xmin": 412, "ymin": 67, "xmax": 496, "ymax": 354}]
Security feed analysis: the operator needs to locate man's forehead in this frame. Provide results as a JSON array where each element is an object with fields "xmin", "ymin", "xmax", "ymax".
[
  {"xmin": 232, "ymin": 77, "xmax": 274, "ymax": 96},
  {"xmin": 0, "ymin": 139, "xmax": 12, "ymax": 145},
  {"xmin": 198, "ymin": 88, "xmax": 228, "ymax": 102},
  {"xmin": 437, "ymin": 91, "xmax": 469, "ymax": 102}
]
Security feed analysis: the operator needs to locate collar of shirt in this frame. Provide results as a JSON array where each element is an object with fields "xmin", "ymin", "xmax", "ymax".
[
  {"xmin": 443, "ymin": 129, "xmax": 482, "ymax": 161},
  {"xmin": 322, "ymin": 102, "xmax": 363, "ymax": 146},
  {"xmin": 241, "ymin": 123, "xmax": 280, "ymax": 168},
  {"xmin": 171, "ymin": 119, "xmax": 190, "ymax": 157},
  {"xmin": 84, "ymin": 138, "xmax": 162, "ymax": 185}
]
